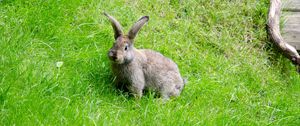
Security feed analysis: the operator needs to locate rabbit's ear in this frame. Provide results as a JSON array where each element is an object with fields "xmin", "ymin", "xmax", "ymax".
[
  {"xmin": 104, "ymin": 12, "xmax": 123, "ymax": 39},
  {"xmin": 128, "ymin": 16, "xmax": 149, "ymax": 40}
]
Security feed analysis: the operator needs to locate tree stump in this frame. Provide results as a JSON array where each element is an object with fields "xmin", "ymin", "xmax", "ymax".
[{"xmin": 267, "ymin": 0, "xmax": 300, "ymax": 72}]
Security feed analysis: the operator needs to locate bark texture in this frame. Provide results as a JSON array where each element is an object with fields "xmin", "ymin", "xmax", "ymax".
[{"xmin": 267, "ymin": 0, "xmax": 300, "ymax": 71}]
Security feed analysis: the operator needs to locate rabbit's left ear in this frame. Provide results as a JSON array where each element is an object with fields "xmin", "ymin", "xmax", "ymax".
[
  {"xmin": 104, "ymin": 12, "xmax": 123, "ymax": 40},
  {"xmin": 128, "ymin": 16, "xmax": 149, "ymax": 40}
]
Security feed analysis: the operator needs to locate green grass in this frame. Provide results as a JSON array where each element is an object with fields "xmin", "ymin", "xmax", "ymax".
[{"xmin": 0, "ymin": 0, "xmax": 299, "ymax": 125}]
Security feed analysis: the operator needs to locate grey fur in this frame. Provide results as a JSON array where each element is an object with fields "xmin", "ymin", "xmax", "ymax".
[
  {"xmin": 103, "ymin": 12, "xmax": 123, "ymax": 39},
  {"xmin": 128, "ymin": 16, "xmax": 149, "ymax": 40},
  {"xmin": 105, "ymin": 13, "xmax": 185, "ymax": 100}
]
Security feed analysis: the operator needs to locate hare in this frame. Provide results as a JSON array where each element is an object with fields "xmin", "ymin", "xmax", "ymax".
[{"xmin": 104, "ymin": 13, "xmax": 186, "ymax": 100}]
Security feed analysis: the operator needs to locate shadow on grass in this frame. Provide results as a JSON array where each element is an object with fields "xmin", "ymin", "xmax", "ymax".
[
  {"xmin": 86, "ymin": 60, "xmax": 135, "ymax": 101},
  {"xmin": 87, "ymin": 66, "xmax": 161, "ymax": 100},
  {"xmin": 264, "ymin": 37, "xmax": 297, "ymax": 75},
  {"xmin": 0, "ymin": 86, "xmax": 10, "ymax": 105},
  {"xmin": 0, "ymin": 0, "xmax": 16, "ymax": 5}
]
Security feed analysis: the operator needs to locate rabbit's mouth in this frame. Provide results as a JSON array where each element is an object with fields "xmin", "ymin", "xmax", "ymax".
[
  {"xmin": 109, "ymin": 57, "xmax": 124, "ymax": 64},
  {"xmin": 115, "ymin": 59, "xmax": 124, "ymax": 64}
]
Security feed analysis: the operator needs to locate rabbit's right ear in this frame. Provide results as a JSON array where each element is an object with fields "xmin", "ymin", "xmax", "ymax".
[
  {"xmin": 128, "ymin": 16, "xmax": 149, "ymax": 40},
  {"xmin": 104, "ymin": 12, "xmax": 123, "ymax": 39}
]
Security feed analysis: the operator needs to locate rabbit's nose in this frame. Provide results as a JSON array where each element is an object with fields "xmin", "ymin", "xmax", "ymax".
[
  {"xmin": 111, "ymin": 56, "xmax": 117, "ymax": 60},
  {"xmin": 109, "ymin": 51, "xmax": 114, "ymax": 57},
  {"xmin": 109, "ymin": 51, "xmax": 117, "ymax": 60}
]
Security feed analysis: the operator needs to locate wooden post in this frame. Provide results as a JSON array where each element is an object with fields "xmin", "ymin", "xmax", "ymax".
[{"xmin": 267, "ymin": 0, "xmax": 300, "ymax": 72}]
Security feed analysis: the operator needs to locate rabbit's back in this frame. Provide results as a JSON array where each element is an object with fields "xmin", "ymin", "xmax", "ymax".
[
  {"xmin": 140, "ymin": 49, "xmax": 179, "ymax": 72},
  {"xmin": 139, "ymin": 49, "xmax": 184, "ymax": 96}
]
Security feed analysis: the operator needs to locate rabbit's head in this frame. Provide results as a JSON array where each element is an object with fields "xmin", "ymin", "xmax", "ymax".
[{"xmin": 104, "ymin": 13, "xmax": 149, "ymax": 64}]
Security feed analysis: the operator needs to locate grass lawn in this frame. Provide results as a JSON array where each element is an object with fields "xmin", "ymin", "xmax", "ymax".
[{"xmin": 0, "ymin": 0, "xmax": 299, "ymax": 125}]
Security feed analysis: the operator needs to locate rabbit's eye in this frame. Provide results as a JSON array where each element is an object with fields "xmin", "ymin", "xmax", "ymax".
[{"xmin": 124, "ymin": 45, "xmax": 128, "ymax": 51}]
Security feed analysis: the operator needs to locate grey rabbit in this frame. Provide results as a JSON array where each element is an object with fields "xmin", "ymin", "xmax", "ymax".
[{"xmin": 104, "ymin": 13, "xmax": 186, "ymax": 100}]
